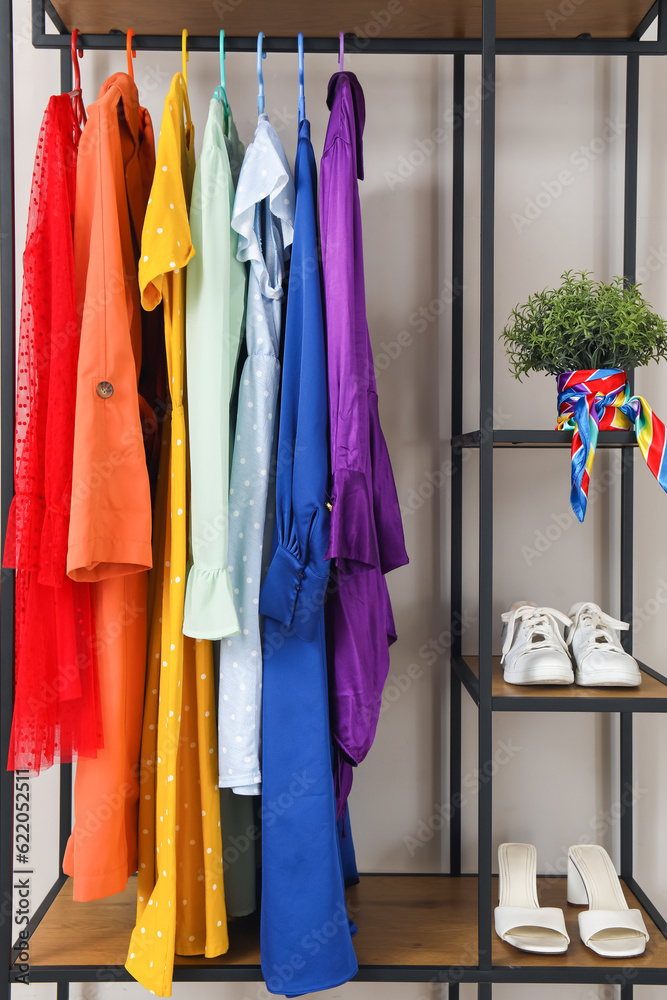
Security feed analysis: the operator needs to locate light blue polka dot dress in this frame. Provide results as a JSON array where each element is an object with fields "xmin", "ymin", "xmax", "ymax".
[{"xmin": 218, "ymin": 114, "xmax": 295, "ymax": 795}]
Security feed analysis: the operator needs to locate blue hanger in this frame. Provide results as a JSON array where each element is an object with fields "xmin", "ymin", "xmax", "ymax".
[
  {"xmin": 257, "ymin": 31, "xmax": 267, "ymax": 116},
  {"xmin": 339, "ymin": 31, "xmax": 344, "ymax": 71},
  {"xmin": 298, "ymin": 32, "xmax": 305, "ymax": 125}
]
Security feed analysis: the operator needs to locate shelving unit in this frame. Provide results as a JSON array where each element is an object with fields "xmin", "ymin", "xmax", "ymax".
[{"xmin": 2, "ymin": 0, "xmax": 667, "ymax": 997}]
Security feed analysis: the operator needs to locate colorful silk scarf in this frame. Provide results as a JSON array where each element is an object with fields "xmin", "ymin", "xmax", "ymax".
[{"xmin": 556, "ymin": 368, "xmax": 667, "ymax": 521}]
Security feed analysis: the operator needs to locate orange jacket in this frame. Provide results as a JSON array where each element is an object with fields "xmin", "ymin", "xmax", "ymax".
[{"xmin": 67, "ymin": 73, "xmax": 156, "ymax": 582}]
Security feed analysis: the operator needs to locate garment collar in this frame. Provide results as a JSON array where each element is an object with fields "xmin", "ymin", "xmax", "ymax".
[
  {"xmin": 97, "ymin": 72, "xmax": 140, "ymax": 141},
  {"xmin": 96, "ymin": 72, "xmax": 146, "ymax": 252},
  {"xmin": 326, "ymin": 71, "xmax": 365, "ymax": 180},
  {"xmin": 298, "ymin": 117, "xmax": 311, "ymax": 141}
]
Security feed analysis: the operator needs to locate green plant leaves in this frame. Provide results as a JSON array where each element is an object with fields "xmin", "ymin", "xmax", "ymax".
[{"xmin": 501, "ymin": 270, "xmax": 667, "ymax": 378}]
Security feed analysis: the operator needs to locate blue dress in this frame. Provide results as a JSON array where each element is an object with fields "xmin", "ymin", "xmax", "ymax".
[{"xmin": 259, "ymin": 118, "xmax": 358, "ymax": 996}]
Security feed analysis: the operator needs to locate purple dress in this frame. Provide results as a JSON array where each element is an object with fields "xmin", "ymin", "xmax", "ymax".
[{"xmin": 320, "ymin": 72, "xmax": 409, "ymax": 816}]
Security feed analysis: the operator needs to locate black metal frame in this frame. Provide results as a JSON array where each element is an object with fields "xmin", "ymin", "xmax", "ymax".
[{"xmin": 2, "ymin": 0, "xmax": 667, "ymax": 996}]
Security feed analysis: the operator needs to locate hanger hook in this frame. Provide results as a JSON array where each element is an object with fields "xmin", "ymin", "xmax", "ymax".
[
  {"xmin": 126, "ymin": 28, "xmax": 136, "ymax": 80},
  {"xmin": 71, "ymin": 28, "xmax": 83, "ymax": 93},
  {"xmin": 182, "ymin": 28, "xmax": 189, "ymax": 87},
  {"xmin": 69, "ymin": 29, "xmax": 86, "ymax": 128},
  {"xmin": 220, "ymin": 29, "xmax": 226, "ymax": 92},
  {"xmin": 298, "ymin": 33, "xmax": 305, "ymax": 126},
  {"xmin": 339, "ymin": 31, "xmax": 344, "ymax": 72},
  {"xmin": 257, "ymin": 31, "xmax": 267, "ymax": 116}
]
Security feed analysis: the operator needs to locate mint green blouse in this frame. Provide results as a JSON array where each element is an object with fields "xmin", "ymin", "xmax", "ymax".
[{"xmin": 183, "ymin": 97, "xmax": 247, "ymax": 639}]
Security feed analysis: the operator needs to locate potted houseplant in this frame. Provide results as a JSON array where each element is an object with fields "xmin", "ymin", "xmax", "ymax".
[{"xmin": 502, "ymin": 271, "xmax": 667, "ymax": 520}]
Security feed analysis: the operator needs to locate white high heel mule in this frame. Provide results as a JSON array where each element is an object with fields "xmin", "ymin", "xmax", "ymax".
[
  {"xmin": 567, "ymin": 844, "xmax": 649, "ymax": 957},
  {"xmin": 494, "ymin": 843, "xmax": 570, "ymax": 954}
]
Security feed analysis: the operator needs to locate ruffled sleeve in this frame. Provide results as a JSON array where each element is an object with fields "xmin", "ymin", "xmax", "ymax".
[
  {"xmin": 183, "ymin": 566, "xmax": 240, "ymax": 640},
  {"xmin": 139, "ymin": 77, "xmax": 195, "ymax": 312},
  {"xmin": 232, "ymin": 115, "xmax": 295, "ymax": 299}
]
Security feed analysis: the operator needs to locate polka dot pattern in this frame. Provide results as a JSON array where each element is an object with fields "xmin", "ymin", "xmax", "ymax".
[
  {"xmin": 126, "ymin": 74, "xmax": 228, "ymax": 995},
  {"xmin": 8, "ymin": 96, "xmax": 100, "ymax": 771},
  {"xmin": 219, "ymin": 116, "xmax": 295, "ymax": 796}
]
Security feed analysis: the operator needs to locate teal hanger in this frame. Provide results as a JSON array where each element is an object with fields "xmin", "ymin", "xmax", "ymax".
[
  {"xmin": 297, "ymin": 32, "xmax": 305, "ymax": 125},
  {"xmin": 214, "ymin": 29, "xmax": 229, "ymax": 122},
  {"xmin": 257, "ymin": 31, "xmax": 266, "ymax": 115},
  {"xmin": 219, "ymin": 28, "xmax": 226, "ymax": 92}
]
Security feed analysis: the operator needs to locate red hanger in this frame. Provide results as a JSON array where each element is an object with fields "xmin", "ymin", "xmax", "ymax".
[
  {"xmin": 69, "ymin": 29, "xmax": 87, "ymax": 129},
  {"xmin": 127, "ymin": 28, "xmax": 136, "ymax": 79}
]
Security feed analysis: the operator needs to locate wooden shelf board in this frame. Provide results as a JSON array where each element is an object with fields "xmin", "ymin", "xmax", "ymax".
[
  {"xmin": 22, "ymin": 873, "xmax": 667, "ymax": 974},
  {"xmin": 25, "ymin": 874, "xmax": 478, "ymax": 970},
  {"xmin": 48, "ymin": 0, "xmax": 655, "ymax": 41},
  {"xmin": 495, "ymin": 877, "xmax": 667, "ymax": 969},
  {"xmin": 464, "ymin": 656, "xmax": 667, "ymax": 705}
]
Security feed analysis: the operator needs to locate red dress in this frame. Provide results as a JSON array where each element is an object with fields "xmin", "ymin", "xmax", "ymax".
[{"xmin": 3, "ymin": 94, "xmax": 102, "ymax": 772}]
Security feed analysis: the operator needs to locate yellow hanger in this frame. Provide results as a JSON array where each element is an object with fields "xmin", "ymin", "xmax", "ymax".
[{"xmin": 182, "ymin": 28, "xmax": 189, "ymax": 87}]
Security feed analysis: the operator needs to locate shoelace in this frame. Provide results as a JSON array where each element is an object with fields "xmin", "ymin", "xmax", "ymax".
[
  {"xmin": 500, "ymin": 605, "xmax": 572, "ymax": 663},
  {"xmin": 567, "ymin": 602, "xmax": 629, "ymax": 654}
]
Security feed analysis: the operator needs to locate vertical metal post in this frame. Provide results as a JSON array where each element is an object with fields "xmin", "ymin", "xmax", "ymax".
[
  {"xmin": 449, "ymin": 984, "xmax": 460, "ymax": 999},
  {"xmin": 478, "ymin": 0, "xmax": 496, "ymax": 975},
  {"xmin": 449, "ymin": 669, "xmax": 462, "ymax": 877},
  {"xmin": 59, "ymin": 764, "xmax": 72, "ymax": 872},
  {"xmin": 0, "ymin": 0, "xmax": 15, "ymax": 997},
  {"xmin": 57, "ymin": 981, "xmax": 70, "ymax": 1000},
  {"xmin": 31, "ymin": 0, "xmax": 44, "ymax": 46},
  {"xmin": 449, "ymin": 51, "xmax": 465, "ymax": 879},
  {"xmin": 477, "ymin": 983, "xmax": 492, "ymax": 999},
  {"xmin": 60, "ymin": 44, "xmax": 72, "ymax": 93},
  {"xmin": 620, "ymin": 52, "xmax": 639, "ymax": 883},
  {"xmin": 658, "ymin": 0, "xmax": 667, "ymax": 45},
  {"xmin": 619, "ymin": 709, "xmax": 633, "ymax": 881},
  {"xmin": 620, "ymin": 985, "xmax": 634, "ymax": 1000},
  {"xmin": 58, "ymin": 41, "xmax": 73, "ymax": 872}
]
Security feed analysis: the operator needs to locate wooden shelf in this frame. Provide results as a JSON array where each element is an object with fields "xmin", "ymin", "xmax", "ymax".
[
  {"xmin": 48, "ymin": 0, "xmax": 655, "ymax": 41},
  {"xmin": 457, "ymin": 656, "xmax": 667, "ymax": 712},
  {"xmin": 25, "ymin": 874, "xmax": 478, "ymax": 972},
  {"xmin": 20, "ymin": 873, "xmax": 667, "ymax": 978},
  {"xmin": 25, "ymin": 876, "xmax": 262, "ymax": 968}
]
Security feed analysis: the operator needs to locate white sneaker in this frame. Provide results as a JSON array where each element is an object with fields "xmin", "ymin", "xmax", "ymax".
[
  {"xmin": 567, "ymin": 602, "xmax": 641, "ymax": 687},
  {"xmin": 501, "ymin": 602, "xmax": 574, "ymax": 685}
]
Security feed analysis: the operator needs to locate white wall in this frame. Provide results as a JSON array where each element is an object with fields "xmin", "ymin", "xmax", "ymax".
[{"xmin": 9, "ymin": 0, "xmax": 667, "ymax": 995}]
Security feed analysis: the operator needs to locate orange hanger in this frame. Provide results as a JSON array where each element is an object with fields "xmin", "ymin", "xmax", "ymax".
[
  {"xmin": 70, "ymin": 29, "xmax": 87, "ymax": 129},
  {"xmin": 126, "ymin": 28, "xmax": 136, "ymax": 79}
]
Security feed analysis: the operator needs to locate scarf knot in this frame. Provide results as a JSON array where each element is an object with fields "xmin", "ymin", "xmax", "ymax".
[{"xmin": 556, "ymin": 368, "xmax": 667, "ymax": 521}]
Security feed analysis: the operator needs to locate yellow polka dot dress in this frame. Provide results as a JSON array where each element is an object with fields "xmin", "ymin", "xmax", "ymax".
[{"xmin": 125, "ymin": 71, "xmax": 229, "ymax": 997}]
